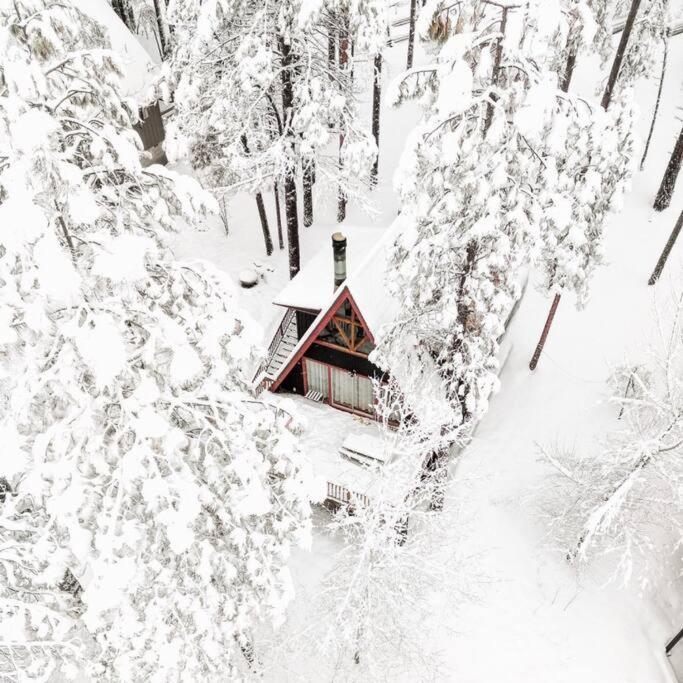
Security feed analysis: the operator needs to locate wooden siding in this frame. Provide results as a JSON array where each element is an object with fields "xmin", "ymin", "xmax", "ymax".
[
  {"xmin": 305, "ymin": 342, "xmax": 381, "ymax": 377},
  {"xmin": 296, "ymin": 309, "xmax": 317, "ymax": 340}
]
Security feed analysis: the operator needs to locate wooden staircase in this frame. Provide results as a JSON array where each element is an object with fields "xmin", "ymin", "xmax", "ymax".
[{"xmin": 254, "ymin": 309, "xmax": 297, "ymax": 394}]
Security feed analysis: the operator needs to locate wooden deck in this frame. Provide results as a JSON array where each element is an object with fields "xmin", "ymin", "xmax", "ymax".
[{"xmin": 325, "ymin": 481, "xmax": 370, "ymax": 510}]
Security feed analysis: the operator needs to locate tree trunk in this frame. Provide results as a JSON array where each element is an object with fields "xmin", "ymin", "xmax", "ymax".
[
  {"xmin": 529, "ymin": 294, "xmax": 561, "ymax": 371},
  {"xmin": 328, "ymin": 16, "xmax": 336, "ymax": 72},
  {"xmin": 653, "ymin": 124, "xmax": 683, "ymax": 211},
  {"xmin": 422, "ymin": 451, "xmax": 447, "ymax": 512},
  {"xmin": 153, "ymin": 0, "xmax": 171, "ymax": 59},
  {"xmin": 273, "ymin": 184, "xmax": 284, "ymax": 250},
  {"xmin": 371, "ymin": 52, "xmax": 382, "ymax": 186},
  {"xmin": 483, "ymin": 6, "xmax": 509, "ymax": 134},
  {"xmin": 112, "ymin": 0, "xmax": 135, "ymax": 31},
  {"xmin": 406, "ymin": 0, "xmax": 418, "ymax": 69},
  {"xmin": 280, "ymin": 37, "xmax": 301, "ymax": 278},
  {"xmin": 303, "ymin": 163, "xmax": 314, "ymax": 227},
  {"xmin": 648, "ymin": 209, "xmax": 683, "ymax": 285},
  {"xmin": 284, "ymin": 176, "xmax": 300, "ymax": 277},
  {"xmin": 601, "ymin": 0, "xmax": 642, "ymax": 110},
  {"xmin": 560, "ymin": 49, "xmax": 576, "ymax": 93},
  {"xmin": 528, "ymin": 45, "xmax": 576, "ymax": 370},
  {"xmin": 241, "ymin": 136, "xmax": 273, "ymax": 256},
  {"xmin": 640, "ymin": 32, "xmax": 669, "ymax": 170},
  {"xmin": 255, "ymin": 192, "xmax": 273, "ymax": 256},
  {"xmin": 337, "ymin": 11, "xmax": 349, "ymax": 223}
]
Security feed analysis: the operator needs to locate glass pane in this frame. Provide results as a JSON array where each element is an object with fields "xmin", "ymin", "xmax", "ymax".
[
  {"xmin": 356, "ymin": 376, "xmax": 374, "ymax": 414},
  {"xmin": 305, "ymin": 359, "xmax": 328, "ymax": 399}
]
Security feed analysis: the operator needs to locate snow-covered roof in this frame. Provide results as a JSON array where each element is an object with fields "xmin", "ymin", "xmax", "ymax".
[
  {"xmin": 273, "ymin": 217, "xmax": 407, "ymax": 338},
  {"xmin": 274, "ymin": 226, "xmax": 384, "ymax": 311},
  {"xmin": 81, "ymin": 0, "xmax": 159, "ymax": 101},
  {"xmin": 268, "ymin": 217, "xmax": 455, "ymax": 420}
]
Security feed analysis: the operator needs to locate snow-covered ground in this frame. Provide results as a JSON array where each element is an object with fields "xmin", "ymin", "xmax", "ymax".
[
  {"xmin": 269, "ymin": 393, "xmax": 387, "ymax": 502},
  {"xmin": 166, "ymin": 23, "xmax": 683, "ymax": 683}
]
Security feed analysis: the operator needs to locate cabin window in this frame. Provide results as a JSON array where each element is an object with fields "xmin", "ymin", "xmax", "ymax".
[
  {"xmin": 304, "ymin": 358, "xmax": 374, "ymax": 416},
  {"xmin": 304, "ymin": 358, "xmax": 329, "ymax": 398},
  {"xmin": 331, "ymin": 369, "xmax": 374, "ymax": 414}
]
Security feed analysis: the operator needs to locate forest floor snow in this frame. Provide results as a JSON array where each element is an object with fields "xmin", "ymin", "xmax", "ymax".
[{"xmin": 167, "ymin": 31, "xmax": 683, "ymax": 683}]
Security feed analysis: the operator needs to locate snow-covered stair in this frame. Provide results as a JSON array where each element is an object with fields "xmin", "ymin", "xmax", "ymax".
[{"xmin": 263, "ymin": 310, "xmax": 298, "ymax": 380}]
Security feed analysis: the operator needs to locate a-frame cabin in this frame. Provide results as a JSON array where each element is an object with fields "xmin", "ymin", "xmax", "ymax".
[
  {"xmin": 258, "ymin": 224, "xmax": 402, "ymax": 417},
  {"xmin": 271, "ymin": 284, "xmax": 380, "ymax": 416}
]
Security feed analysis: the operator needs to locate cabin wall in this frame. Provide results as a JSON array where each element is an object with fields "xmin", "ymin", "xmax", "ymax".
[
  {"xmin": 296, "ymin": 310, "xmax": 317, "ymax": 340},
  {"xmin": 305, "ymin": 343, "xmax": 381, "ymax": 377},
  {"xmin": 280, "ymin": 360, "xmax": 305, "ymax": 395}
]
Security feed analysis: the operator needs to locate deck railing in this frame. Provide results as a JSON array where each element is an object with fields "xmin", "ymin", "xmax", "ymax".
[{"xmin": 326, "ymin": 482, "xmax": 370, "ymax": 509}]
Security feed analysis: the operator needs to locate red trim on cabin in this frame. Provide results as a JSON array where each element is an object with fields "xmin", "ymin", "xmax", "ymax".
[
  {"xmin": 346, "ymin": 294, "xmax": 375, "ymax": 345},
  {"xmin": 269, "ymin": 286, "xmax": 374, "ymax": 393},
  {"xmin": 302, "ymin": 355, "xmax": 309, "ymax": 394}
]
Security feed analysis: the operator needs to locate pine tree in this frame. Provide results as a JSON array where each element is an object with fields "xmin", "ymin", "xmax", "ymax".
[
  {"xmin": 152, "ymin": 0, "xmax": 171, "ymax": 58},
  {"xmin": 165, "ymin": 0, "xmax": 386, "ymax": 276},
  {"xmin": 111, "ymin": 0, "xmax": 136, "ymax": 31},
  {"xmin": 528, "ymin": 0, "xmax": 669, "ymax": 370},
  {"xmin": 379, "ymin": 1, "xmax": 573, "ymax": 436},
  {"xmin": 0, "ymin": 2, "xmax": 311, "ymax": 679},
  {"xmin": 371, "ymin": 52, "xmax": 382, "ymax": 185}
]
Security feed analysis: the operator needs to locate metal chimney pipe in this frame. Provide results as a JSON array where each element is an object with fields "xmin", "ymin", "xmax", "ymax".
[{"xmin": 332, "ymin": 232, "xmax": 347, "ymax": 289}]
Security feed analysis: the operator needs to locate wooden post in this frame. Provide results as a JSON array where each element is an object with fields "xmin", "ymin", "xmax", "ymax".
[{"xmin": 529, "ymin": 294, "xmax": 561, "ymax": 371}]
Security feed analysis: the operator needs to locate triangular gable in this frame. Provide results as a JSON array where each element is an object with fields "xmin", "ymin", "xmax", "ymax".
[{"xmin": 270, "ymin": 286, "xmax": 374, "ymax": 393}]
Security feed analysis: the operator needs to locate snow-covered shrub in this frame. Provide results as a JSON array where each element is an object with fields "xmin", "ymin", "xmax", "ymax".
[{"xmin": 540, "ymin": 292, "xmax": 683, "ymax": 585}]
